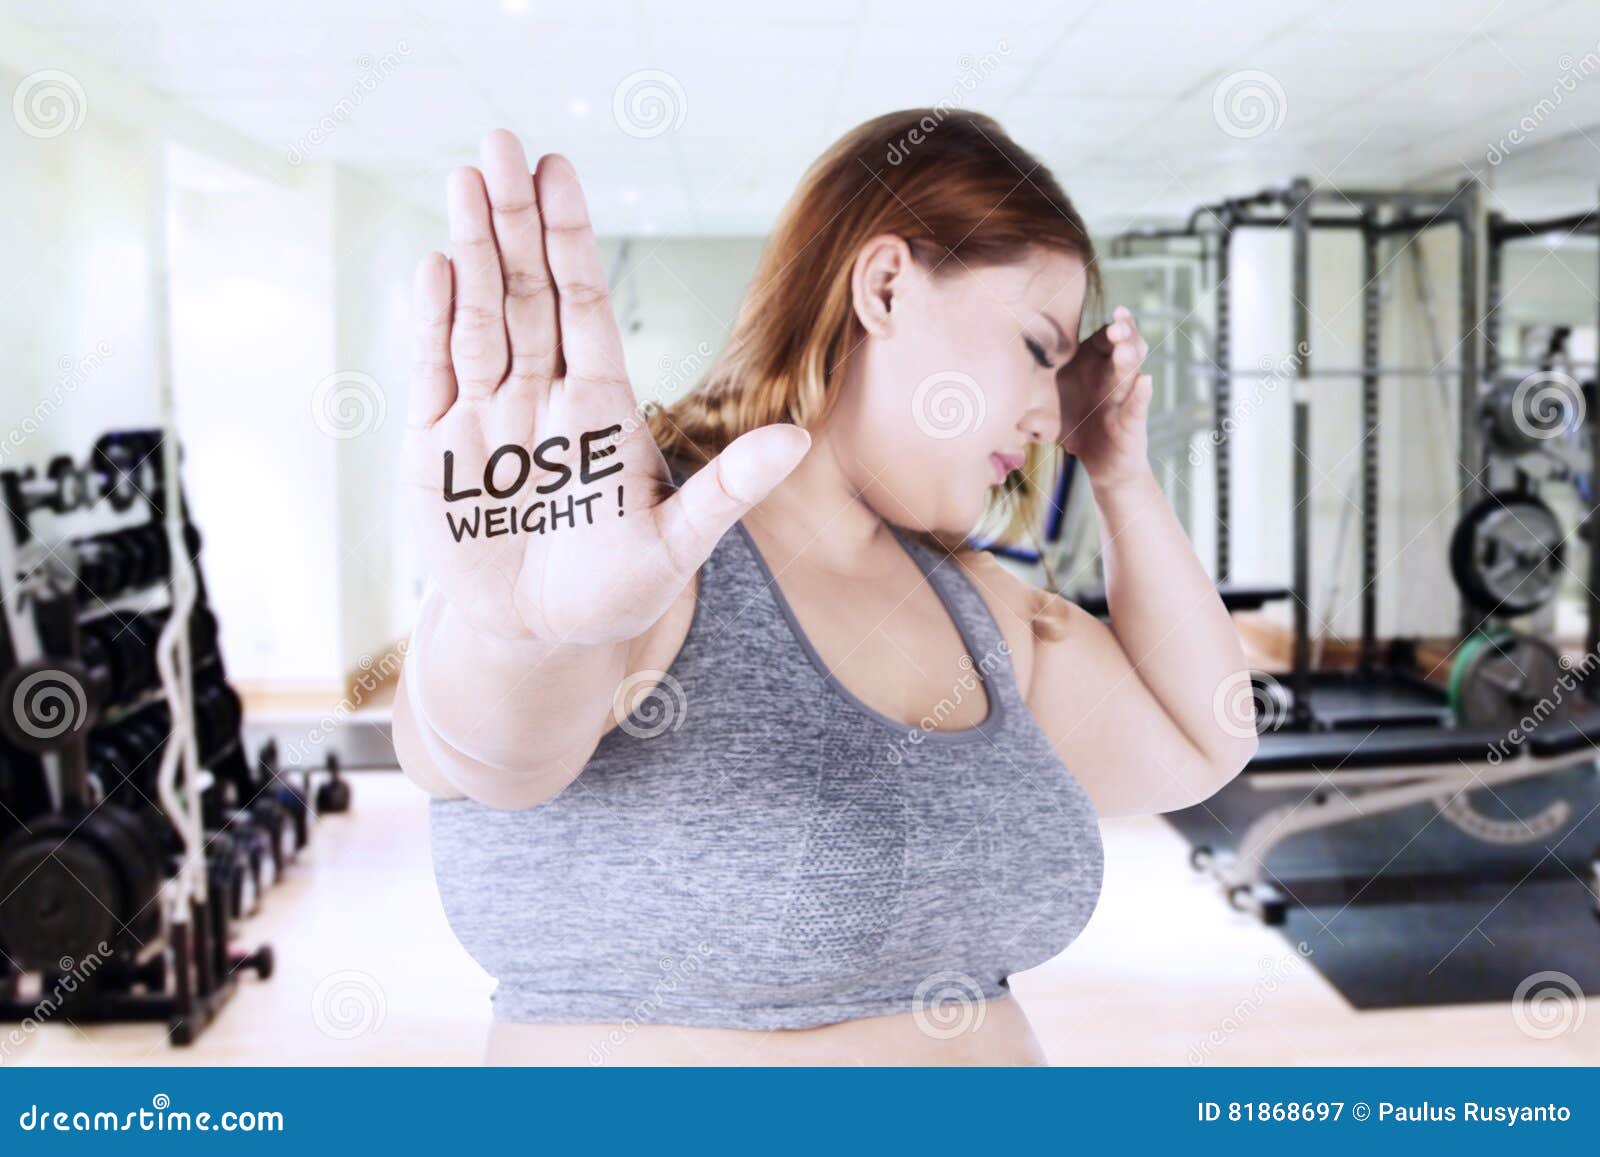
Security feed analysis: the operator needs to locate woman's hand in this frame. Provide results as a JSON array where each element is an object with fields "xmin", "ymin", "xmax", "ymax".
[
  {"xmin": 404, "ymin": 130, "xmax": 808, "ymax": 646},
  {"xmin": 1056, "ymin": 305, "xmax": 1153, "ymax": 488}
]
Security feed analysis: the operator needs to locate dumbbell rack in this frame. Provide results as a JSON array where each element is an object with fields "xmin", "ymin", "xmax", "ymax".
[{"xmin": 0, "ymin": 429, "xmax": 307, "ymax": 1046}]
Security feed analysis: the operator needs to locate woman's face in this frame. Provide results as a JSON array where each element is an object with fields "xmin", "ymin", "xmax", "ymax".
[{"xmin": 828, "ymin": 241, "xmax": 1088, "ymax": 534}]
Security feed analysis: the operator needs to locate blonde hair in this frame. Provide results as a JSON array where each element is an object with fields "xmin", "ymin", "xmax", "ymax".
[{"xmin": 650, "ymin": 109, "xmax": 1098, "ymax": 630}]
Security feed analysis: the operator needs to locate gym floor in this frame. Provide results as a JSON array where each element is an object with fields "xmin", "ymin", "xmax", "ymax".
[{"xmin": 11, "ymin": 766, "xmax": 1595, "ymax": 1067}]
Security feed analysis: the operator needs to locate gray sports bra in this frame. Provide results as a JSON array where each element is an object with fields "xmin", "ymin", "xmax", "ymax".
[{"xmin": 428, "ymin": 520, "xmax": 1104, "ymax": 1031}]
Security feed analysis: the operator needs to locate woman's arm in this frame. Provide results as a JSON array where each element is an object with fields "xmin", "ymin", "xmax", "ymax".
[
  {"xmin": 1036, "ymin": 469, "xmax": 1255, "ymax": 817},
  {"xmin": 393, "ymin": 130, "xmax": 804, "ymax": 809},
  {"xmin": 992, "ymin": 304, "xmax": 1256, "ymax": 817},
  {"xmin": 395, "ymin": 584, "xmax": 694, "ymax": 809}
]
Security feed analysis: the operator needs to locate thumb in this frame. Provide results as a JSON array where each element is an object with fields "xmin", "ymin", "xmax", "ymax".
[{"xmin": 656, "ymin": 424, "xmax": 811, "ymax": 573}]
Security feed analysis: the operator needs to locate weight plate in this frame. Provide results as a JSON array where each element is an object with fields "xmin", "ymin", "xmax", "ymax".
[
  {"xmin": 1449, "ymin": 631, "xmax": 1568, "ymax": 730},
  {"xmin": 1449, "ymin": 492, "xmax": 1566, "ymax": 616},
  {"xmin": 0, "ymin": 832, "xmax": 120, "ymax": 972}
]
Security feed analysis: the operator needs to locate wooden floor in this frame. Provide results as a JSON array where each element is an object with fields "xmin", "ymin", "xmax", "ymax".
[{"xmin": 10, "ymin": 774, "xmax": 1597, "ymax": 1066}]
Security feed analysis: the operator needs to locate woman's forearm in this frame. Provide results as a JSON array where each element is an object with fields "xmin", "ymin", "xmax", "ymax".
[
  {"xmin": 404, "ymin": 588, "xmax": 627, "ymax": 803},
  {"xmin": 1091, "ymin": 466, "xmax": 1256, "ymax": 767}
]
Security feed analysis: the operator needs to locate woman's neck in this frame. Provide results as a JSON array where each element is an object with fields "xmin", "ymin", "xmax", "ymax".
[{"xmin": 742, "ymin": 427, "xmax": 892, "ymax": 575}]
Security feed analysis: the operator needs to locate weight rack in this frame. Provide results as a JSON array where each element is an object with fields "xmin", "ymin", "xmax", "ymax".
[{"xmin": 0, "ymin": 429, "xmax": 314, "ymax": 1045}]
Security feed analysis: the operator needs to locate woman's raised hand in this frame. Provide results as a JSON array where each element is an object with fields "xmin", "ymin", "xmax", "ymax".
[{"xmin": 404, "ymin": 130, "xmax": 808, "ymax": 645}]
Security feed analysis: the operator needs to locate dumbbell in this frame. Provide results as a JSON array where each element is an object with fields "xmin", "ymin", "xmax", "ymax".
[
  {"xmin": 243, "ymin": 795, "xmax": 294, "ymax": 874},
  {"xmin": 193, "ymin": 680, "xmax": 243, "ymax": 765},
  {"xmin": 222, "ymin": 808, "xmax": 275, "ymax": 897},
  {"xmin": 79, "ymin": 613, "xmax": 159, "ymax": 706},
  {"xmin": 71, "ymin": 525, "xmax": 169, "ymax": 606}
]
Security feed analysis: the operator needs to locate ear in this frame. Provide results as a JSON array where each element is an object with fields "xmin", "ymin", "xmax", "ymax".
[{"xmin": 850, "ymin": 234, "xmax": 915, "ymax": 339}]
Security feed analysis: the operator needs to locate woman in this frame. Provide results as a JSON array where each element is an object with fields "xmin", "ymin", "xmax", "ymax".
[{"xmin": 396, "ymin": 109, "xmax": 1257, "ymax": 1066}]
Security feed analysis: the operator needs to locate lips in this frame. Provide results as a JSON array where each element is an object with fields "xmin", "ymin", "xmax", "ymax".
[{"xmin": 990, "ymin": 451, "xmax": 1026, "ymax": 485}]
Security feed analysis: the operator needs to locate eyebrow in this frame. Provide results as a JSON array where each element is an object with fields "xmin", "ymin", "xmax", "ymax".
[{"xmin": 1041, "ymin": 313, "xmax": 1073, "ymax": 355}]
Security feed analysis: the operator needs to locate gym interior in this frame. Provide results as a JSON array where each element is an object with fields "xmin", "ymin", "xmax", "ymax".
[{"xmin": 3, "ymin": 0, "xmax": 1600, "ymax": 1067}]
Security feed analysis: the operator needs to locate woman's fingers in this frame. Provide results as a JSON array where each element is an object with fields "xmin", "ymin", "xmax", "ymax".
[
  {"xmin": 480, "ymin": 131, "xmax": 559, "ymax": 392},
  {"xmin": 656, "ymin": 425, "xmax": 811, "ymax": 578},
  {"xmin": 447, "ymin": 166, "xmax": 509, "ymax": 399},
  {"xmin": 535, "ymin": 154, "xmax": 628, "ymax": 389},
  {"xmin": 409, "ymin": 251, "xmax": 456, "ymax": 427}
]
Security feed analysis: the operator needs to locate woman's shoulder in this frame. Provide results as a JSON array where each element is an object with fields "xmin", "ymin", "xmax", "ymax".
[{"xmin": 951, "ymin": 548, "xmax": 1094, "ymax": 697}]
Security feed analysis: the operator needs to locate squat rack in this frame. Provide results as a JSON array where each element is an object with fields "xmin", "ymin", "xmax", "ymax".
[
  {"xmin": 1485, "ymin": 201, "xmax": 1600, "ymax": 658},
  {"xmin": 1118, "ymin": 179, "xmax": 1496, "ymax": 726}
]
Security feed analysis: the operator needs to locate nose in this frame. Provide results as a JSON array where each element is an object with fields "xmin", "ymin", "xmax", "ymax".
[{"xmin": 1019, "ymin": 392, "xmax": 1061, "ymax": 447}]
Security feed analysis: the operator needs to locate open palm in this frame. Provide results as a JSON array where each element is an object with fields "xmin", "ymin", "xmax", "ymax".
[{"xmin": 404, "ymin": 131, "xmax": 807, "ymax": 645}]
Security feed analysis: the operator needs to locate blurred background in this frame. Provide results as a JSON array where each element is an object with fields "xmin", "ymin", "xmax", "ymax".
[{"xmin": 2, "ymin": 0, "xmax": 1599, "ymax": 1065}]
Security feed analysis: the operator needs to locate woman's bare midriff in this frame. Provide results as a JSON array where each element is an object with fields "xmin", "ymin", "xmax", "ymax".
[{"xmin": 484, "ymin": 994, "xmax": 1046, "ymax": 1066}]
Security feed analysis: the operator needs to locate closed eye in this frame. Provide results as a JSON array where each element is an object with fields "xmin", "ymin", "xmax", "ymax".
[{"xmin": 1024, "ymin": 336, "xmax": 1054, "ymax": 370}]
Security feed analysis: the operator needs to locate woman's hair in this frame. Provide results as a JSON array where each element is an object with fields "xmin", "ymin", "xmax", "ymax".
[{"xmin": 648, "ymin": 106, "xmax": 1099, "ymax": 558}]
